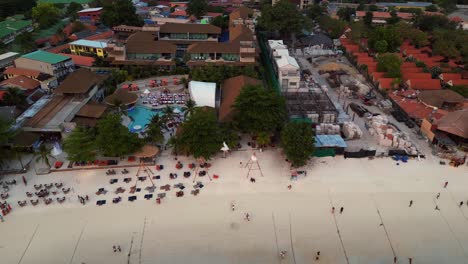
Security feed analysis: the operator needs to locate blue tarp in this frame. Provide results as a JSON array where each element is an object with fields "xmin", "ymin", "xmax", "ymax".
[{"xmin": 315, "ymin": 135, "xmax": 347, "ymax": 148}]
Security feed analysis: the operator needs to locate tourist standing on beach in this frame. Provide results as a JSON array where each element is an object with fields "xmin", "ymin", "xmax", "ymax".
[
  {"xmin": 409, "ymin": 200, "xmax": 413, "ymax": 207},
  {"xmin": 444, "ymin": 181, "xmax": 448, "ymax": 188},
  {"xmin": 340, "ymin": 207, "xmax": 344, "ymax": 214}
]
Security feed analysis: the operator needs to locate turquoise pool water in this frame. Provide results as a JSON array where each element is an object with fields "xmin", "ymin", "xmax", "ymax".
[
  {"xmin": 128, "ymin": 106, "xmax": 163, "ymax": 131},
  {"xmin": 127, "ymin": 105, "xmax": 184, "ymax": 132}
]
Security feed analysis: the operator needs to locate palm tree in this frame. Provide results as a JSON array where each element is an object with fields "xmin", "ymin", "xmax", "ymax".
[
  {"xmin": 162, "ymin": 105, "xmax": 174, "ymax": 123},
  {"xmin": 34, "ymin": 144, "xmax": 54, "ymax": 168},
  {"xmin": 184, "ymin": 99, "xmax": 196, "ymax": 118},
  {"xmin": 111, "ymin": 99, "xmax": 128, "ymax": 116}
]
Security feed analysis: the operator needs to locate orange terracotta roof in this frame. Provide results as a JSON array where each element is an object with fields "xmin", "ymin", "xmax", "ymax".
[
  {"xmin": 407, "ymin": 79, "xmax": 441, "ymax": 90},
  {"xmin": 378, "ymin": 78, "xmax": 395, "ymax": 90},
  {"xmin": 0, "ymin": 76, "xmax": 40, "ymax": 90},
  {"xmin": 371, "ymin": 72, "xmax": 386, "ymax": 81},
  {"xmin": 451, "ymin": 79, "xmax": 468, "ymax": 86},
  {"xmin": 59, "ymin": 53, "xmax": 94, "ymax": 67},
  {"xmin": 389, "ymin": 93, "xmax": 446, "ymax": 121},
  {"xmin": 402, "ymin": 72, "xmax": 432, "ymax": 81},
  {"xmin": 440, "ymin": 73, "xmax": 463, "ymax": 81},
  {"xmin": 86, "ymin": 30, "xmax": 113, "ymax": 40},
  {"xmin": 3, "ymin": 67, "xmax": 41, "ymax": 78},
  {"xmin": 219, "ymin": 75, "xmax": 260, "ymax": 122}
]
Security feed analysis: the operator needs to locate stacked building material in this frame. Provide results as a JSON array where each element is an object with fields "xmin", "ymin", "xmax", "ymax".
[
  {"xmin": 316, "ymin": 123, "xmax": 341, "ymax": 135},
  {"xmin": 342, "ymin": 122, "xmax": 363, "ymax": 139}
]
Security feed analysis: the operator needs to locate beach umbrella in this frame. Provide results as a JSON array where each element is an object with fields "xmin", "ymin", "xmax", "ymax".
[
  {"xmin": 173, "ymin": 107, "xmax": 182, "ymax": 114},
  {"xmin": 143, "ymin": 89, "xmax": 150, "ymax": 94},
  {"xmin": 221, "ymin": 142, "xmax": 230, "ymax": 158}
]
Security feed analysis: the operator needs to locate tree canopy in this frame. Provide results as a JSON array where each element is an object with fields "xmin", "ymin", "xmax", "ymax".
[
  {"xmin": 337, "ymin": 7, "xmax": 355, "ymax": 22},
  {"xmin": 63, "ymin": 127, "xmax": 97, "ymax": 162},
  {"xmin": 258, "ymin": 0, "xmax": 310, "ymax": 38},
  {"xmin": 281, "ymin": 122, "xmax": 315, "ymax": 168},
  {"xmin": 32, "ymin": 3, "xmax": 61, "ymax": 29},
  {"xmin": 368, "ymin": 26, "xmax": 402, "ymax": 53},
  {"xmin": 186, "ymin": 0, "xmax": 208, "ymax": 18},
  {"xmin": 317, "ymin": 16, "xmax": 346, "ymax": 39},
  {"xmin": 1, "ymin": 88, "xmax": 27, "ymax": 106},
  {"xmin": 12, "ymin": 32, "xmax": 36, "ymax": 53},
  {"xmin": 377, "ymin": 53, "xmax": 402, "ymax": 78},
  {"xmin": 190, "ymin": 65, "xmax": 257, "ymax": 84},
  {"xmin": 95, "ymin": 114, "xmax": 143, "ymax": 157},
  {"xmin": 171, "ymin": 107, "xmax": 222, "ymax": 159},
  {"xmin": 233, "ymin": 84, "xmax": 286, "ymax": 134},
  {"xmin": 0, "ymin": 0, "xmax": 36, "ymax": 21},
  {"xmin": 101, "ymin": 0, "xmax": 144, "ymax": 28},
  {"xmin": 211, "ymin": 15, "xmax": 228, "ymax": 30}
]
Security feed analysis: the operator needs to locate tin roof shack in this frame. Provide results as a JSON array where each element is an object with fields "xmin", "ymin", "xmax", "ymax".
[
  {"xmin": 314, "ymin": 134, "xmax": 347, "ymax": 157},
  {"xmin": 283, "ymin": 91, "xmax": 338, "ymax": 124}
]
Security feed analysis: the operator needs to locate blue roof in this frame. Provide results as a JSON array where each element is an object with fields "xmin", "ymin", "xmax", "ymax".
[
  {"xmin": 70, "ymin": 39, "xmax": 107, "ymax": 49},
  {"xmin": 315, "ymin": 135, "xmax": 347, "ymax": 148}
]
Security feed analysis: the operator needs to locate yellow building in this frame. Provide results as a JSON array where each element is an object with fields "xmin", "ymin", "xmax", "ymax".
[{"xmin": 69, "ymin": 39, "xmax": 107, "ymax": 58}]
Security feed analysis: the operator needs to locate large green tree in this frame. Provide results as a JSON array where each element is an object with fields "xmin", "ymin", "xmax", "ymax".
[
  {"xmin": 101, "ymin": 0, "xmax": 144, "ymax": 28},
  {"xmin": 144, "ymin": 114, "xmax": 165, "ymax": 145},
  {"xmin": 190, "ymin": 65, "xmax": 257, "ymax": 84},
  {"xmin": 66, "ymin": 2, "xmax": 82, "ymax": 21},
  {"xmin": 1, "ymin": 87, "xmax": 27, "ymax": 106},
  {"xmin": 258, "ymin": 0, "xmax": 310, "ymax": 39},
  {"xmin": 337, "ymin": 7, "xmax": 355, "ymax": 22},
  {"xmin": 186, "ymin": 0, "xmax": 208, "ymax": 18},
  {"xmin": 317, "ymin": 16, "xmax": 346, "ymax": 39},
  {"xmin": 0, "ymin": 0, "xmax": 36, "ymax": 20},
  {"xmin": 281, "ymin": 122, "xmax": 315, "ymax": 167},
  {"xmin": 13, "ymin": 32, "xmax": 36, "ymax": 53},
  {"xmin": 63, "ymin": 127, "xmax": 97, "ymax": 162},
  {"xmin": 32, "ymin": 3, "xmax": 60, "ymax": 29},
  {"xmin": 95, "ymin": 114, "xmax": 143, "ymax": 157},
  {"xmin": 368, "ymin": 26, "xmax": 402, "ymax": 52},
  {"xmin": 233, "ymin": 84, "xmax": 286, "ymax": 134},
  {"xmin": 171, "ymin": 108, "xmax": 222, "ymax": 159},
  {"xmin": 377, "ymin": 53, "xmax": 402, "ymax": 78}
]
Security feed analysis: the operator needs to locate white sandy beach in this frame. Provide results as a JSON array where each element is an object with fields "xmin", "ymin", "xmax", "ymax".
[{"xmin": 1, "ymin": 149, "xmax": 468, "ymax": 264}]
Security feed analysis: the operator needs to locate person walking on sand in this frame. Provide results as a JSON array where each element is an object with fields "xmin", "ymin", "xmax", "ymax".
[
  {"xmin": 245, "ymin": 213, "xmax": 250, "ymax": 221},
  {"xmin": 113, "ymin": 245, "xmax": 117, "ymax": 252},
  {"xmin": 444, "ymin": 181, "xmax": 448, "ymax": 188},
  {"xmin": 287, "ymin": 185, "xmax": 292, "ymax": 190},
  {"xmin": 340, "ymin": 207, "xmax": 344, "ymax": 214},
  {"xmin": 436, "ymin": 193, "xmax": 440, "ymax": 199},
  {"xmin": 409, "ymin": 200, "xmax": 413, "ymax": 207},
  {"xmin": 460, "ymin": 201, "xmax": 464, "ymax": 207},
  {"xmin": 117, "ymin": 245, "xmax": 121, "ymax": 252},
  {"xmin": 315, "ymin": 251, "xmax": 320, "ymax": 260},
  {"xmin": 435, "ymin": 205, "xmax": 440, "ymax": 210},
  {"xmin": 409, "ymin": 257, "xmax": 412, "ymax": 264},
  {"xmin": 332, "ymin": 207, "xmax": 335, "ymax": 214},
  {"xmin": 231, "ymin": 201, "xmax": 236, "ymax": 211}
]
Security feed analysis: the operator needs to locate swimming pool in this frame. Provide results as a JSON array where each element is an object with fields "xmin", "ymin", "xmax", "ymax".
[
  {"xmin": 127, "ymin": 105, "xmax": 184, "ymax": 132},
  {"xmin": 128, "ymin": 106, "xmax": 163, "ymax": 132}
]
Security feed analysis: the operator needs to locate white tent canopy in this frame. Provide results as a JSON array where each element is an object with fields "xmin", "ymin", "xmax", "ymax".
[
  {"xmin": 143, "ymin": 89, "xmax": 150, "ymax": 94},
  {"xmin": 188, "ymin": 81, "xmax": 216, "ymax": 108}
]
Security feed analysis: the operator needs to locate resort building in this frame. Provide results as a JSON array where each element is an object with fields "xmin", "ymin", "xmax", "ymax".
[
  {"xmin": 158, "ymin": 23, "xmax": 221, "ymax": 57},
  {"xmin": 0, "ymin": 15, "xmax": 33, "ymax": 45},
  {"xmin": 69, "ymin": 39, "xmax": 108, "ymax": 58},
  {"xmin": 267, "ymin": 40, "xmax": 301, "ymax": 91},
  {"xmin": 229, "ymin": 6, "xmax": 255, "ymax": 32},
  {"xmin": 0, "ymin": 52, "xmax": 20, "ymax": 69},
  {"xmin": 218, "ymin": 75, "xmax": 261, "ymax": 122},
  {"xmin": 14, "ymin": 51, "xmax": 75, "ymax": 80},
  {"xmin": 107, "ymin": 32, "xmax": 176, "ymax": 69},
  {"xmin": 22, "ymin": 69, "xmax": 108, "ymax": 134},
  {"xmin": 186, "ymin": 25, "xmax": 257, "ymax": 67}
]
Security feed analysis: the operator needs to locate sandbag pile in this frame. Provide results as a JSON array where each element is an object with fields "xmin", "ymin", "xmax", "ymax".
[
  {"xmin": 316, "ymin": 123, "xmax": 341, "ymax": 135},
  {"xmin": 342, "ymin": 122, "xmax": 363, "ymax": 139},
  {"xmin": 366, "ymin": 115, "xmax": 418, "ymax": 155}
]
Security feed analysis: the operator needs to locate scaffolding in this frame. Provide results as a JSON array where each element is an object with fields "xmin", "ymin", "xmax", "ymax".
[{"xmin": 283, "ymin": 91, "xmax": 338, "ymax": 124}]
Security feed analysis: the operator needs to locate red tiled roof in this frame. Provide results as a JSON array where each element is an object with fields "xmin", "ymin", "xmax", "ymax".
[
  {"xmin": 58, "ymin": 53, "xmax": 94, "ymax": 67},
  {"xmin": 355, "ymin": 11, "xmax": 413, "ymax": 19},
  {"xmin": 206, "ymin": 12, "xmax": 223, "ymax": 18},
  {"xmin": 371, "ymin": 72, "xmax": 386, "ymax": 81},
  {"xmin": 451, "ymin": 79, "xmax": 468, "ymax": 86},
  {"xmin": 439, "ymin": 73, "xmax": 463, "ymax": 81},
  {"xmin": 424, "ymin": 11, "xmax": 445, "ymax": 16},
  {"xmin": 367, "ymin": 66, "xmax": 378, "ymax": 74},
  {"xmin": 4, "ymin": 67, "xmax": 41, "ymax": 78},
  {"xmin": 86, "ymin": 30, "xmax": 113, "ymax": 40},
  {"xmin": 0, "ymin": 76, "xmax": 40, "ymax": 90},
  {"xmin": 378, "ymin": 78, "xmax": 395, "ymax": 90},
  {"xmin": 389, "ymin": 93, "xmax": 446, "ymax": 121},
  {"xmin": 47, "ymin": 43, "xmax": 70, "ymax": 54},
  {"xmin": 402, "ymin": 72, "xmax": 432, "ymax": 81},
  {"xmin": 219, "ymin": 75, "xmax": 261, "ymax": 122},
  {"xmin": 402, "ymin": 67, "xmax": 424, "ymax": 73},
  {"xmin": 407, "ymin": 79, "xmax": 441, "ymax": 90}
]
